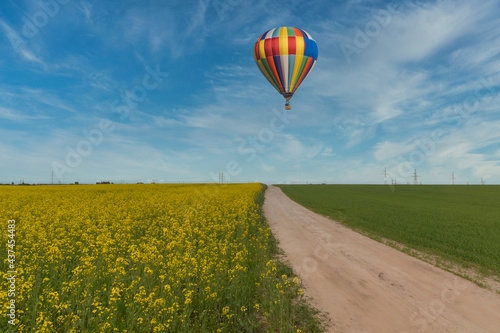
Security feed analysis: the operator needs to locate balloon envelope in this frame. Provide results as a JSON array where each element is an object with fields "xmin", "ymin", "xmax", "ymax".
[{"xmin": 253, "ymin": 27, "xmax": 318, "ymax": 102}]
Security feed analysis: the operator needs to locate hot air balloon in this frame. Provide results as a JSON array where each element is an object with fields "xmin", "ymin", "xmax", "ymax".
[{"xmin": 253, "ymin": 27, "xmax": 318, "ymax": 110}]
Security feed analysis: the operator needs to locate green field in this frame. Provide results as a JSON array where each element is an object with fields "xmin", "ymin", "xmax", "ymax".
[{"xmin": 277, "ymin": 185, "xmax": 500, "ymax": 280}]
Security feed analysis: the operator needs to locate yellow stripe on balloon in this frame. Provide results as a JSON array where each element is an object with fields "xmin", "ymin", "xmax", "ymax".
[
  {"xmin": 279, "ymin": 27, "xmax": 288, "ymax": 56},
  {"xmin": 295, "ymin": 36, "xmax": 305, "ymax": 57},
  {"xmin": 259, "ymin": 40, "xmax": 266, "ymax": 60},
  {"xmin": 279, "ymin": 26, "xmax": 288, "ymax": 38},
  {"xmin": 291, "ymin": 54, "xmax": 303, "ymax": 92},
  {"xmin": 279, "ymin": 36, "xmax": 288, "ymax": 56}
]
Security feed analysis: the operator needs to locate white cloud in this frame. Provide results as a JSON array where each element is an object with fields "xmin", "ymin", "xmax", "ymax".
[
  {"xmin": 309, "ymin": 0, "xmax": 498, "ymax": 126},
  {"xmin": 0, "ymin": 106, "xmax": 48, "ymax": 121},
  {"xmin": 373, "ymin": 141, "xmax": 415, "ymax": 161},
  {"xmin": 368, "ymin": 1, "xmax": 493, "ymax": 64},
  {"xmin": 185, "ymin": 0, "xmax": 210, "ymax": 36},
  {"xmin": 78, "ymin": 1, "xmax": 93, "ymax": 26},
  {"xmin": 261, "ymin": 163, "xmax": 275, "ymax": 173},
  {"xmin": 274, "ymin": 134, "xmax": 326, "ymax": 163},
  {"xmin": 152, "ymin": 116, "xmax": 183, "ymax": 127},
  {"xmin": 0, "ymin": 19, "xmax": 46, "ymax": 67}
]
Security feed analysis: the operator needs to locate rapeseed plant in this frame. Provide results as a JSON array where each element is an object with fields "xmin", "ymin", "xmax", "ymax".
[{"xmin": 0, "ymin": 184, "xmax": 326, "ymax": 332}]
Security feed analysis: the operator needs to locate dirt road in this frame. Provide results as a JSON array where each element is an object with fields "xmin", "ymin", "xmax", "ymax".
[{"xmin": 263, "ymin": 186, "xmax": 500, "ymax": 333}]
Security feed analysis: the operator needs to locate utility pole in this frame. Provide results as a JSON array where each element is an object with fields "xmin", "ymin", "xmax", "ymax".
[{"xmin": 413, "ymin": 169, "xmax": 419, "ymax": 185}]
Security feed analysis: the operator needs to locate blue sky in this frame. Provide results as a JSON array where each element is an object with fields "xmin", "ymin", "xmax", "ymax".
[{"xmin": 1, "ymin": 0, "xmax": 499, "ymax": 184}]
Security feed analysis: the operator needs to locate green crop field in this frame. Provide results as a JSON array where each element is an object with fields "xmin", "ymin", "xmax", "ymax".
[{"xmin": 276, "ymin": 185, "xmax": 500, "ymax": 280}]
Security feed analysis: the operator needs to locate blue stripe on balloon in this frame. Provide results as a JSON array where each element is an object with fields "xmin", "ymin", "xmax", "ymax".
[
  {"xmin": 260, "ymin": 29, "xmax": 271, "ymax": 42},
  {"xmin": 299, "ymin": 28, "xmax": 313, "ymax": 40},
  {"xmin": 273, "ymin": 55, "xmax": 284, "ymax": 92}
]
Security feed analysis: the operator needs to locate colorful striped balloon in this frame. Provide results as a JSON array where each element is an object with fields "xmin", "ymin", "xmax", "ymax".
[{"xmin": 253, "ymin": 27, "xmax": 318, "ymax": 109}]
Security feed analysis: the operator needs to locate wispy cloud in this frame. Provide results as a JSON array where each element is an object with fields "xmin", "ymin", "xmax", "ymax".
[
  {"xmin": 0, "ymin": 19, "xmax": 46, "ymax": 67},
  {"xmin": 373, "ymin": 141, "xmax": 415, "ymax": 161},
  {"xmin": 0, "ymin": 106, "xmax": 48, "ymax": 121}
]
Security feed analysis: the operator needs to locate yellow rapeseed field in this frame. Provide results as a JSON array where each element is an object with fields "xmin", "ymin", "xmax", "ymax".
[{"xmin": 1, "ymin": 184, "xmax": 323, "ymax": 332}]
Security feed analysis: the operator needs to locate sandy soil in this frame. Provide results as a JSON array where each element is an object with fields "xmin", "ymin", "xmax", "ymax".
[{"xmin": 263, "ymin": 186, "xmax": 500, "ymax": 333}]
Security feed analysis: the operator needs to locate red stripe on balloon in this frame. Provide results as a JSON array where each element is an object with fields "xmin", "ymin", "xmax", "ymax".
[
  {"xmin": 288, "ymin": 36, "xmax": 296, "ymax": 55},
  {"xmin": 264, "ymin": 38, "xmax": 272, "ymax": 57},
  {"xmin": 271, "ymin": 37, "xmax": 280, "ymax": 56}
]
